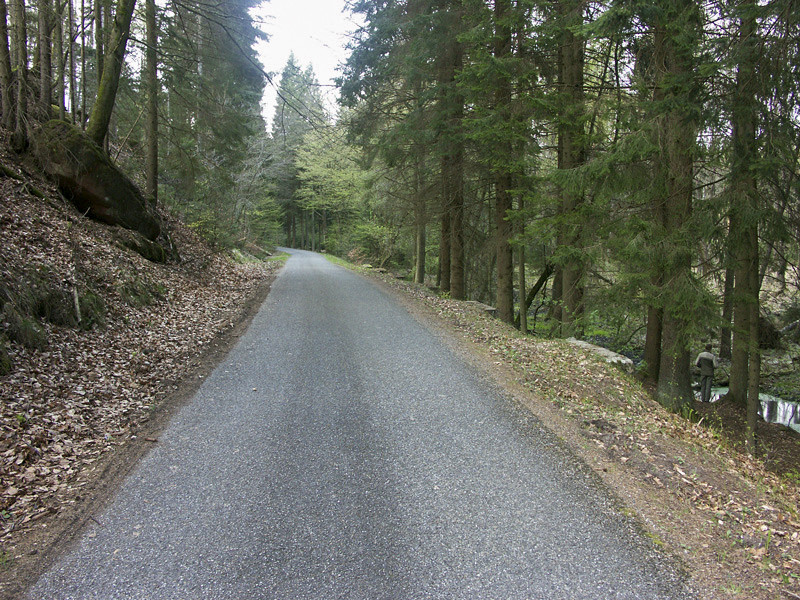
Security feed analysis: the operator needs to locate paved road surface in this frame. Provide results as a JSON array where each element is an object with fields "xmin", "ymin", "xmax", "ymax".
[{"xmin": 29, "ymin": 249, "xmax": 694, "ymax": 599}]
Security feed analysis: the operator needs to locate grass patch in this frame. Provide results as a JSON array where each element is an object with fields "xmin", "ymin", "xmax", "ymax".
[{"xmin": 265, "ymin": 252, "xmax": 290, "ymax": 264}]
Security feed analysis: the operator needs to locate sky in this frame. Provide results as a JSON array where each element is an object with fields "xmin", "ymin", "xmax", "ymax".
[{"xmin": 253, "ymin": 0, "xmax": 358, "ymax": 126}]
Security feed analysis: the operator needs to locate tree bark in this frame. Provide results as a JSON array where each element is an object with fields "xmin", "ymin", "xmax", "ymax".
[
  {"xmin": 728, "ymin": 0, "xmax": 759, "ymax": 415},
  {"xmin": 94, "ymin": 0, "xmax": 103, "ymax": 85},
  {"xmin": 144, "ymin": 0, "xmax": 158, "ymax": 201},
  {"xmin": 557, "ymin": 0, "xmax": 586, "ymax": 333},
  {"xmin": 439, "ymin": 198, "xmax": 451, "ymax": 292},
  {"xmin": 413, "ymin": 156, "xmax": 426, "ymax": 285},
  {"xmin": 517, "ymin": 196, "xmax": 527, "ymax": 333},
  {"xmin": 11, "ymin": 0, "xmax": 27, "ymax": 151},
  {"xmin": 0, "ymin": 0, "xmax": 14, "ymax": 129},
  {"xmin": 54, "ymin": 0, "xmax": 65, "ymax": 119},
  {"xmin": 85, "ymin": 0, "xmax": 136, "ymax": 148},
  {"xmin": 38, "ymin": 0, "xmax": 53, "ymax": 117},
  {"xmin": 651, "ymin": 0, "xmax": 698, "ymax": 411},
  {"xmin": 644, "ymin": 305, "xmax": 662, "ymax": 385},
  {"xmin": 68, "ymin": 0, "xmax": 76, "ymax": 125},
  {"xmin": 720, "ymin": 265, "xmax": 734, "ymax": 359},
  {"xmin": 493, "ymin": 0, "xmax": 514, "ymax": 323}
]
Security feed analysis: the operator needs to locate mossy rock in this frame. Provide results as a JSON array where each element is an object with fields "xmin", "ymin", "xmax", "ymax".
[
  {"xmin": 77, "ymin": 288, "xmax": 107, "ymax": 330},
  {"xmin": 31, "ymin": 120, "xmax": 162, "ymax": 241},
  {"xmin": 115, "ymin": 274, "xmax": 165, "ymax": 308},
  {"xmin": 0, "ymin": 334, "xmax": 11, "ymax": 375},
  {"xmin": 2, "ymin": 303, "xmax": 47, "ymax": 350},
  {"xmin": 114, "ymin": 228, "xmax": 167, "ymax": 263},
  {"xmin": 14, "ymin": 265, "xmax": 78, "ymax": 328}
]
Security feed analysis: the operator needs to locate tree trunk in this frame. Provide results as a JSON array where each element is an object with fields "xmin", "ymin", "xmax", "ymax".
[
  {"xmin": 144, "ymin": 0, "xmax": 158, "ymax": 201},
  {"xmin": 0, "ymin": 0, "xmax": 13, "ymax": 129},
  {"xmin": 439, "ymin": 200, "xmax": 451, "ymax": 293},
  {"xmin": 38, "ymin": 0, "xmax": 53, "ymax": 117},
  {"xmin": 68, "ymin": 0, "xmax": 76, "ymax": 125},
  {"xmin": 651, "ymin": 0, "xmax": 698, "ymax": 411},
  {"xmin": 516, "ymin": 262, "xmax": 554, "ymax": 331},
  {"xmin": 746, "ymin": 224, "xmax": 760, "ymax": 455},
  {"xmin": 80, "ymin": 0, "xmax": 86, "ymax": 128},
  {"xmin": 450, "ymin": 173, "xmax": 464, "ymax": 299},
  {"xmin": 644, "ymin": 305, "xmax": 662, "ymax": 385},
  {"xmin": 11, "ymin": 0, "xmax": 26, "ymax": 151},
  {"xmin": 720, "ymin": 265, "xmax": 734, "ymax": 359},
  {"xmin": 54, "ymin": 0, "xmax": 65, "ymax": 119},
  {"xmin": 728, "ymin": 0, "xmax": 759, "ymax": 413},
  {"xmin": 85, "ymin": 0, "xmax": 136, "ymax": 148},
  {"xmin": 94, "ymin": 0, "xmax": 103, "ymax": 84},
  {"xmin": 557, "ymin": 0, "xmax": 586, "ymax": 333},
  {"xmin": 518, "ymin": 196, "xmax": 527, "ymax": 333},
  {"xmin": 493, "ymin": 0, "xmax": 513, "ymax": 323}
]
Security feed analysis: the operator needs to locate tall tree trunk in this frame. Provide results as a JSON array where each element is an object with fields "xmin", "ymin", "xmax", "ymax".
[
  {"xmin": 728, "ymin": 0, "xmax": 759, "ymax": 419},
  {"xmin": 68, "ymin": 0, "xmax": 76, "ymax": 125},
  {"xmin": 0, "ymin": 0, "xmax": 14, "ymax": 129},
  {"xmin": 644, "ymin": 305, "xmax": 663, "ymax": 385},
  {"xmin": 439, "ymin": 198, "xmax": 451, "ymax": 293},
  {"xmin": 54, "ymin": 0, "xmax": 65, "ymax": 119},
  {"xmin": 38, "ymin": 0, "xmax": 53, "ymax": 118},
  {"xmin": 556, "ymin": 0, "xmax": 586, "ymax": 333},
  {"xmin": 80, "ymin": 0, "xmax": 86, "ymax": 128},
  {"xmin": 440, "ymin": 3, "xmax": 465, "ymax": 300},
  {"xmin": 86, "ymin": 0, "xmax": 136, "ymax": 148},
  {"xmin": 94, "ymin": 0, "xmax": 103, "ymax": 84},
  {"xmin": 493, "ymin": 0, "xmax": 513, "ymax": 323},
  {"xmin": 652, "ymin": 0, "xmax": 698, "ymax": 411},
  {"xmin": 720, "ymin": 265, "xmax": 734, "ymax": 359},
  {"xmin": 450, "ymin": 170, "xmax": 464, "ymax": 299},
  {"xmin": 746, "ymin": 224, "xmax": 760, "ymax": 455},
  {"xmin": 11, "ymin": 0, "xmax": 27, "ymax": 151},
  {"xmin": 413, "ymin": 155, "xmax": 426, "ymax": 284},
  {"xmin": 144, "ymin": 0, "xmax": 158, "ymax": 201},
  {"xmin": 518, "ymin": 195, "xmax": 527, "ymax": 333}
]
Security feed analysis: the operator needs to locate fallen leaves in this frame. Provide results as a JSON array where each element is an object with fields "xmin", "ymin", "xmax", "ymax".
[{"xmin": 0, "ymin": 170, "xmax": 281, "ymax": 556}]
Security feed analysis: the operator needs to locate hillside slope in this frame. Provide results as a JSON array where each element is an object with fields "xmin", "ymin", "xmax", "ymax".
[{"xmin": 0, "ymin": 149, "xmax": 281, "ymax": 598}]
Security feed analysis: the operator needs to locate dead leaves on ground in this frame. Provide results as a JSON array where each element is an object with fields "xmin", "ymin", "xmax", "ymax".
[{"xmin": 0, "ymin": 180, "xmax": 281, "ymax": 554}]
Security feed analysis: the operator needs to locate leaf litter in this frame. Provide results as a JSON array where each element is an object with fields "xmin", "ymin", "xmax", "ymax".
[{"xmin": 0, "ymin": 158, "xmax": 281, "ymax": 597}]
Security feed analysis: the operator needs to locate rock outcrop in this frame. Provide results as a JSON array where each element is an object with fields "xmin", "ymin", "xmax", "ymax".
[{"xmin": 32, "ymin": 119, "xmax": 162, "ymax": 242}]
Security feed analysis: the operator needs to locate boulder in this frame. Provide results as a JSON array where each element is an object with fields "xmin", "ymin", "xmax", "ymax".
[
  {"xmin": 32, "ymin": 120, "xmax": 161, "ymax": 241},
  {"xmin": 566, "ymin": 337, "xmax": 635, "ymax": 374}
]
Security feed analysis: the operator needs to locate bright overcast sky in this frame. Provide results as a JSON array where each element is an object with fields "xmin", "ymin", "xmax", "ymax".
[{"xmin": 253, "ymin": 0, "xmax": 358, "ymax": 126}]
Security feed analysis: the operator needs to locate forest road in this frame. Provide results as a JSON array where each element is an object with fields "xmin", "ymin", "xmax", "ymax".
[{"xmin": 28, "ymin": 249, "xmax": 695, "ymax": 600}]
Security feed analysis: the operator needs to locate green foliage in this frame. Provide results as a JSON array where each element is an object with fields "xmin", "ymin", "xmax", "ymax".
[{"xmin": 151, "ymin": 0, "xmax": 271, "ymax": 251}]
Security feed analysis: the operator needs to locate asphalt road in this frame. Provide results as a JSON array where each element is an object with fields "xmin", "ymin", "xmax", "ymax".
[{"xmin": 29, "ymin": 249, "xmax": 694, "ymax": 599}]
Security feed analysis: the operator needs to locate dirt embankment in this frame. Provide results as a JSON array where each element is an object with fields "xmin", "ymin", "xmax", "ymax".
[{"xmin": 0, "ymin": 153, "xmax": 282, "ymax": 599}]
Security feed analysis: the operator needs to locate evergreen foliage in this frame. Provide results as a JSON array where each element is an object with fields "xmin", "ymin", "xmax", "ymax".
[{"xmin": 2, "ymin": 0, "xmax": 800, "ymax": 431}]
